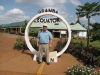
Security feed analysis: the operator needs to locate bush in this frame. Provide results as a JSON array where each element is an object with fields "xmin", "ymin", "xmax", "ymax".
[
  {"xmin": 10, "ymin": 30, "xmax": 16, "ymax": 34},
  {"xmin": 30, "ymin": 38, "xmax": 38, "ymax": 50},
  {"xmin": 55, "ymin": 38, "xmax": 67, "ymax": 52},
  {"xmin": 67, "ymin": 65, "xmax": 100, "ymax": 75},
  {"xmin": 91, "ymin": 23, "xmax": 100, "ymax": 41},
  {"xmin": 67, "ymin": 40, "xmax": 100, "ymax": 67},
  {"xmin": 13, "ymin": 38, "xmax": 38, "ymax": 50},
  {"xmin": 29, "ymin": 29, "xmax": 39, "ymax": 37},
  {"xmin": 13, "ymin": 38, "xmax": 26, "ymax": 50}
]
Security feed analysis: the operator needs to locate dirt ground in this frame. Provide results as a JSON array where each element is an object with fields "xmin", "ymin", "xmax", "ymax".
[{"xmin": 0, "ymin": 33, "xmax": 83, "ymax": 75}]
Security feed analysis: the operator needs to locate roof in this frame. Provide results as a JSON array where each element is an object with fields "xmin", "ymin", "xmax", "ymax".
[
  {"xmin": 0, "ymin": 21, "xmax": 87, "ymax": 31},
  {"xmin": 30, "ymin": 22, "xmax": 67, "ymax": 29},
  {"xmin": 70, "ymin": 23, "xmax": 87, "ymax": 31},
  {"xmin": 0, "ymin": 21, "xmax": 28, "ymax": 28},
  {"xmin": 30, "ymin": 22, "xmax": 87, "ymax": 31}
]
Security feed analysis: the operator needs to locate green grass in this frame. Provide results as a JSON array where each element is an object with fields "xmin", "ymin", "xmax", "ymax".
[
  {"xmin": 90, "ymin": 40, "xmax": 100, "ymax": 49},
  {"xmin": 71, "ymin": 39, "xmax": 100, "ymax": 49}
]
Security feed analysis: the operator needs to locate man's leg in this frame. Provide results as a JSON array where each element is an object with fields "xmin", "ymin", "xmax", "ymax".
[
  {"xmin": 45, "ymin": 44, "xmax": 49, "ymax": 63},
  {"xmin": 39, "ymin": 45, "xmax": 43, "ymax": 63}
]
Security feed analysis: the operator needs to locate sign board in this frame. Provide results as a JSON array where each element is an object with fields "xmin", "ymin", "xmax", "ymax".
[{"xmin": 33, "ymin": 51, "xmax": 57, "ymax": 62}]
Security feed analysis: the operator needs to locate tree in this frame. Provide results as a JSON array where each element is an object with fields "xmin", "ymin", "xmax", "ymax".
[
  {"xmin": 76, "ymin": 2, "xmax": 100, "ymax": 47},
  {"xmin": 91, "ymin": 23, "xmax": 100, "ymax": 41},
  {"xmin": 76, "ymin": 8, "xmax": 83, "ymax": 24}
]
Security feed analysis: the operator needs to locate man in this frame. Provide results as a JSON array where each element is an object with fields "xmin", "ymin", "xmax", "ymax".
[{"xmin": 37, "ymin": 24, "xmax": 53, "ymax": 65}]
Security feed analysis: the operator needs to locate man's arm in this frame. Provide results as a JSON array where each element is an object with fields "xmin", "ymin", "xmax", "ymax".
[
  {"xmin": 49, "ymin": 32, "xmax": 53, "ymax": 48},
  {"xmin": 49, "ymin": 40, "xmax": 53, "ymax": 48}
]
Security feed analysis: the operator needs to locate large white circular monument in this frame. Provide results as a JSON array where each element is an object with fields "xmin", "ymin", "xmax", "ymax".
[{"xmin": 25, "ymin": 12, "xmax": 71, "ymax": 60}]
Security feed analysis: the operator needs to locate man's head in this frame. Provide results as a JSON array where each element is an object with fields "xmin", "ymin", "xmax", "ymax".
[{"xmin": 43, "ymin": 24, "xmax": 47, "ymax": 31}]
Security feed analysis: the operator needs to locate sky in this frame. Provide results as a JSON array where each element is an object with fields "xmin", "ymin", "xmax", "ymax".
[{"xmin": 0, "ymin": 0, "xmax": 99, "ymax": 26}]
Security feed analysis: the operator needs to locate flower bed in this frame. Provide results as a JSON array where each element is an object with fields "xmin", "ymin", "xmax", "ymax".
[
  {"xmin": 55, "ymin": 38, "xmax": 100, "ymax": 67},
  {"xmin": 67, "ymin": 40, "xmax": 100, "ymax": 67},
  {"xmin": 67, "ymin": 65, "xmax": 100, "ymax": 75}
]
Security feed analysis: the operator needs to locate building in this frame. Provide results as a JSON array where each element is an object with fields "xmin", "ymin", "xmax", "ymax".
[
  {"xmin": 0, "ymin": 21, "xmax": 27, "ymax": 34},
  {"xmin": 30, "ymin": 22, "xmax": 87, "ymax": 38},
  {"xmin": 0, "ymin": 21, "xmax": 87, "ymax": 38}
]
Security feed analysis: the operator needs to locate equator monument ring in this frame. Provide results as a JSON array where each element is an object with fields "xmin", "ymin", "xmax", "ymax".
[{"xmin": 25, "ymin": 12, "xmax": 71, "ymax": 62}]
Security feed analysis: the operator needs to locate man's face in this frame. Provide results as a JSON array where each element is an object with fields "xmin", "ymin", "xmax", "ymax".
[{"xmin": 43, "ymin": 26, "xmax": 47, "ymax": 31}]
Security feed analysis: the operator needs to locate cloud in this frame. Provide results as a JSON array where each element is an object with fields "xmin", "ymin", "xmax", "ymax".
[
  {"xmin": 6, "ymin": 8, "xmax": 24, "ymax": 15},
  {"xmin": 16, "ymin": 0, "xmax": 81, "ymax": 6},
  {"xmin": 16, "ymin": 0, "xmax": 67, "ymax": 6},
  {"xmin": 80, "ymin": 16, "xmax": 87, "ymax": 21},
  {"xmin": 70, "ymin": 0, "xmax": 81, "ymax": 6},
  {"xmin": 0, "ymin": 5, "xmax": 5, "ymax": 11},
  {"xmin": 16, "ymin": 0, "xmax": 69, "ymax": 19},
  {"xmin": 0, "ymin": 0, "xmax": 81, "ymax": 24},
  {"xmin": 15, "ymin": 0, "xmax": 81, "ymax": 24},
  {"xmin": 0, "ymin": 8, "xmax": 30, "ymax": 24},
  {"xmin": 81, "ymin": 16, "xmax": 95, "ymax": 24}
]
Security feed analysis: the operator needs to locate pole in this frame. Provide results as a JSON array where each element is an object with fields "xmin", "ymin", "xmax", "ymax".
[{"xmin": 87, "ymin": 15, "xmax": 90, "ymax": 47}]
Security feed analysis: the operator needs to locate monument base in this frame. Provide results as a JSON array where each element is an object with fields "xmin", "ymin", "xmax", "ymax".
[{"xmin": 33, "ymin": 51, "xmax": 57, "ymax": 62}]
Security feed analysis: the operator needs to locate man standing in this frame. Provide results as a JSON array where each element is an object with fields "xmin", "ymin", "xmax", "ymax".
[{"xmin": 37, "ymin": 24, "xmax": 53, "ymax": 64}]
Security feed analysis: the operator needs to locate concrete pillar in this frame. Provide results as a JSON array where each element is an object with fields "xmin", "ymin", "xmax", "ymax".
[
  {"xmin": 60, "ymin": 30, "xmax": 61, "ymax": 38},
  {"xmin": 19, "ymin": 27, "xmax": 22, "ymax": 34}
]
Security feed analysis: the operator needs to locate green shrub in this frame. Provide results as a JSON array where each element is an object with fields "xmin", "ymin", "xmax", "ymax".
[
  {"xmin": 30, "ymin": 38, "xmax": 38, "ymax": 50},
  {"xmin": 29, "ymin": 29, "xmax": 39, "ymax": 37},
  {"xmin": 10, "ymin": 30, "xmax": 16, "ymax": 34},
  {"xmin": 55, "ymin": 38, "xmax": 66, "ymax": 52},
  {"xmin": 13, "ymin": 38, "xmax": 38, "ymax": 50},
  {"xmin": 67, "ymin": 65, "xmax": 100, "ymax": 75},
  {"xmin": 96, "ymin": 56, "xmax": 100, "ymax": 67},
  {"xmin": 13, "ymin": 38, "xmax": 26, "ymax": 50},
  {"xmin": 67, "ymin": 39, "xmax": 100, "ymax": 67}
]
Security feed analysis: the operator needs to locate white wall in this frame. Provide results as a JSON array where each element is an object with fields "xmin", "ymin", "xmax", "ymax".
[{"xmin": 78, "ymin": 31, "xmax": 87, "ymax": 38}]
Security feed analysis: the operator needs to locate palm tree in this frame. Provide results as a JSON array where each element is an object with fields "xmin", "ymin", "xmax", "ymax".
[
  {"xmin": 76, "ymin": 8, "xmax": 83, "ymax": 24},
  {"xmin": 76, "ymin": 2, "xmax": 100, "ymax": 47}
]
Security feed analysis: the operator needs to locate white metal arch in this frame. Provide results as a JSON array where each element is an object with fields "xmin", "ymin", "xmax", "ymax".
[{"xmin": 25, "ymin": 12, "xmax": 71, "ymax": 57}]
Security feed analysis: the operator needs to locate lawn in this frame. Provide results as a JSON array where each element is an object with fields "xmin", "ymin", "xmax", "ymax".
[{"xmin": 71, "ymin": 38, "xmax": 100, "ymax": 49}]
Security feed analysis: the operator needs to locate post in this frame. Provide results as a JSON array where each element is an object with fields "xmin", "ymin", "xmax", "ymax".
[
  {"xmin": 20, "ymin": 27, "xmax": 22, "ymax": 34},
  {"xmin": 87, "ymin": 15, "xmax": 90, "ymax": 47}
]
